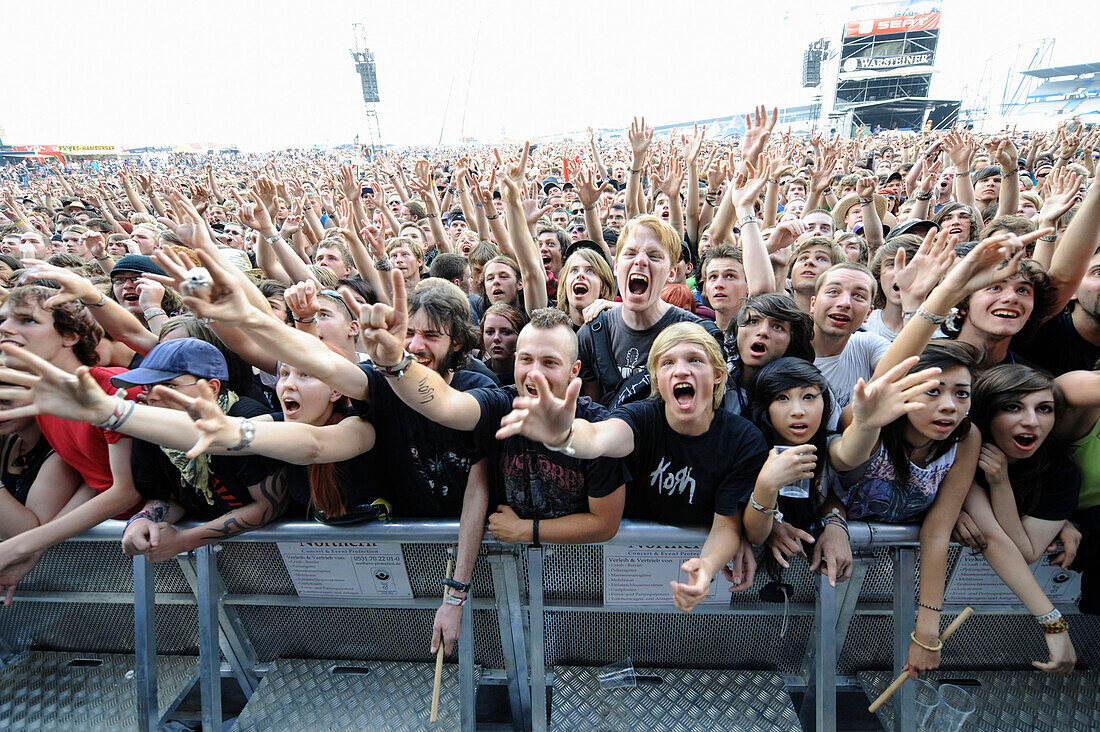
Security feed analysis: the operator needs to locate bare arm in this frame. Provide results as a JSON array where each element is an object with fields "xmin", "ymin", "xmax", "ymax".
[{"xmin": 1043, "ymin": 167, "xmax": 1100, "ymax": 317}]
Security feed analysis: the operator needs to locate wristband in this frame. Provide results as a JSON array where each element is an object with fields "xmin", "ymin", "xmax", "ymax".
[
  {"xmin": 916, "ymin": 305, "xmax": 950, "ymax": 326},
  {"xmin": 143, "ymin": 308, "xmax": 166, "ymax": 319},
  {"xmin": 1035, "ymin": 608, "xmax": 1062, "ymax": 624},
  {"xmin": 1038, "ymin": 234, "xmax": 1057, "ymax": 242},
  {"xmin": 1040, "ymin": 617, "xmax": 1070, "ymax": 634},
  {"xmin": 373, "ymin": 255, "xmax": 393, "ymax": 271},
  {"xmin": 126, "ymin": 511, "xmax": 155, "ymax": 528},
  {"xmin": 916, "ymin": 600, "xmax": 942, "ymax": 613},
  {"xmin": 583, "ymin": 204, "xmax": 596, "ymax": 212},
  {"xmin": 443, "ymin": 578, "xmax": 471, "ymax": 594},
  {"xmin": 914, "ymin": 191, "xmax": 933, "ymax": 201},
  {"xmin": 532, "ymin": 517, "xmax": 540, "ymax": 547},
  {"xmin": 294, "ymin": 315, "xmax": 316, "ymax": 324},
  {"xmin": 81, "ymin": 292, "xmax": 108, "ymax": 308},
  {"xmin": 444, "ymin": 591, "xmax": 467, "ymax": 606},
  {"xmin": 749, "ymin": 493, "xmax": 783, "ymax": 524},
  {"xmin": 858, "ymin": 197, "xmax": 873, "ymax": 204},
  {"xmin": 485, "ymin": 214, "xmax": 498, "ymax": 220},
  {"xmin": 95, "ymin": 254, "xmax": 112, "ymax": 261},
  {"xmin": 95, "ymin": 395, "xmax": 136, "ymax": 431},
  {"xmin": 377, "ymin": 351, "xmax": 416, "ymax": 379},
  {"xmin": 910, "ymin": 631, "xmax": 943, "ymax": 652},
  {"xmin": 264, "ymin": 234, "xmax": 283, "ymax": 244},
  {"xmin": 738, "ymin": 215, "xmax": 761, "ymax": 227},
  {"xmin": 544, "ymin": 425, "xmax": 576, "ymax": 456}
]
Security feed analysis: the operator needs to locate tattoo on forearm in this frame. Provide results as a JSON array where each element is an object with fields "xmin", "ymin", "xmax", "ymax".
[
  {"xmin": 147, "ymin": 500, "xmax": 171, "ymax": 523},
  {"xmin": 200, "ymin": 470, "xmax": 290, "ymax": 542},
  {"xmin": 416, "ymin": 377, "xmax": 435, "ymax": 405}
]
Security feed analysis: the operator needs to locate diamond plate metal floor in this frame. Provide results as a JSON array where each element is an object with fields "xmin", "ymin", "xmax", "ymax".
[
  {"xmin": 549, "ymin": 666, "xmax": 801, "ymax": 731},
  {"xmin": 232, "ymin": 659, "xmax": 479, "ymax": 731},
  {"xmin": 858, "ymin": 670, "xmax": 1100, "ymax": 731},
  {"xmin": 0, "ymin": 651, "xmax": 196, "ymax": 731}
]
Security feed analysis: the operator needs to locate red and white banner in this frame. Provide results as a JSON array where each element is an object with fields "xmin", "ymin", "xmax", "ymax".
[{"xmin": 845, "ymin": 11, "xmax": 940, "ymax": 37}]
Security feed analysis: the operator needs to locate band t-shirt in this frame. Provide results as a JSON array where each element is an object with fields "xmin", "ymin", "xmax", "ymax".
[
  {"xmin": 354, "ymin": 364, "xmax": 493, "ymax": 518},
  {"xmin": 578, "ymin": 305, "xmax": 724, "ymax": 406},
  {"xmin": 470, "ymin": 387, "xmax": 629, "ymax": 519},
  {"xmin": 131, "ymin": 397, "xmax": 278, "ymax": 521},
  {"xmin": 612, "ymin": 400, "xmax": 768, "ymax": 525}
]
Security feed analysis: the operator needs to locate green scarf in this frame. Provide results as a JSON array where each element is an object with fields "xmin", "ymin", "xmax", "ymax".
[{"xmin": 160, "ymin": 389, "xmax": 240, "ymax": 506}]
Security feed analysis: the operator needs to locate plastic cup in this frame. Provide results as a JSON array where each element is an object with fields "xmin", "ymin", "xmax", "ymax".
[
  {"xmin": 933, "ymin": 684, "xmax": 976, "ymax": 732},
  {"xmin": 774, "ymin": 446, "xmax": 811, "ymax": 498},
  {"xmin": 596, "ymin": 657, "xmax": 636, "ymax": 690},
  {"xmin": 913, "ymin": 679, "xmax": 940, "ymax": 731}
]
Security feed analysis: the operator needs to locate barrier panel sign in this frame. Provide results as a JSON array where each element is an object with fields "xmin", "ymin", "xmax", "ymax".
[
  {"xmin": 277, "ymin": 541, "xmax": 413, "ymax": 598},
  {"xmin": 944, "ymin": 550, "xmax": 1081, "ymax": 605},
  {"xmin": 603, "ymin": 545, "xmax": 736, "ymax": 606}
]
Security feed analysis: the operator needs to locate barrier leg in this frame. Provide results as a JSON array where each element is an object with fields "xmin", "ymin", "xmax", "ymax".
[
  {"xmin": 815, "ymin": 573, "xmax": 837, "ymax": 732},
  {"xmin": 528, "ymin": 546, "xmax": 546, "ymax": 732},
  {"xmin": 892, "ymin": 547, "xmax": 917, "ymax": 732},
  {"xmin": 490, "ymin": 549, "xmax": 531, "ymax": 731},
  {"xmin": 196, "ymin": 546, "xmax": 222, "ymax": 731},
  {"xmin": 133, "ymin": 555, "xmax": 159, "ymax": 732},
  {"xmin": 460, "ymin": 585, "xmax": 475, "ymax": 731}
]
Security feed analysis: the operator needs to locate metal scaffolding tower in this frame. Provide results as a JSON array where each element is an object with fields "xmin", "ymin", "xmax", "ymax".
[{"xmin": 349, "ymin": 24, "xmax": 382, "ymax": 150}]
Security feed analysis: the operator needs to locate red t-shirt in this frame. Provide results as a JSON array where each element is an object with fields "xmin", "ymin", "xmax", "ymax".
[{"xmin": 37, "ymin": 368, "xmax": 142, "ymax": 513}]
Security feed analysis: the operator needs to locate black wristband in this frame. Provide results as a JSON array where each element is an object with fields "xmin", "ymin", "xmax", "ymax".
[
  {"xmin": 532, "ymin": 517, "xmax": 540, "ymax": 547},
  {"xmin": 443, "ymin": 578, "xmax": 470, "ymax": 594}
]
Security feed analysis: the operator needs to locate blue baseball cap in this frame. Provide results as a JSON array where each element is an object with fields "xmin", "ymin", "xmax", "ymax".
[{"xmin": 110, "ymin": 338, "xmax": 228, "ymax": 388}]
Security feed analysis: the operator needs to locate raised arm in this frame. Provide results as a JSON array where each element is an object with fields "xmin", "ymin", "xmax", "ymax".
[
  {"xmin": 501, "ymin": 143, "xmax": 547, "ymax": 314},
  {"xmin": 1043, "ymin": 165, "xmax": 1100, "ymax": 317},
  {"xmin": 625, "ymin": 117, "xmax": 653, "ymax": 220},
  {"xmin": 992, "ymin": 136, "xmax": 1021, "ymax": 220},
  {"xmin": 573, "ymin": 166, "xmax": 611, "ymax": 263}
]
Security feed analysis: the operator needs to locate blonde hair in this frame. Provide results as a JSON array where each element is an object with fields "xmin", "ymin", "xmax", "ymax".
[
  {"xmin": 646, "ymin": 322, "xmax": 727, "ymax": 409},
  {"xmin": 385, "ymin": 235, "xmax": 424, "ymax": 262},
  {"xmin": 556, "ymin": 249, "xmax": 614, "ymax": 311},
  {"xmin": 616, "ymin": 214, "xmax": 681, "ymax": 266}
]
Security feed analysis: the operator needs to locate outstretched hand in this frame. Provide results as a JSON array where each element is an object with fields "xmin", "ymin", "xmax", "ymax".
[
  {"xmin": 851, "ymin": 356, "xmax": 942, "ymax": 429},
  {"xmin": 0, "ymin": 345, "xmax": 117, "ymax": 425},
  {"xmin": 149, "ymin": 379, "xmax": 239, "ymax": 458},
  {"xmin": 495, "ymin": 371, "xmax": 579, "ymax": 446}
]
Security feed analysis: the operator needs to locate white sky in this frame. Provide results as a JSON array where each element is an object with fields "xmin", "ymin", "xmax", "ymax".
[{"xmin": 0, "ymin": 0, "xmax": 1094, "ymax": 150}]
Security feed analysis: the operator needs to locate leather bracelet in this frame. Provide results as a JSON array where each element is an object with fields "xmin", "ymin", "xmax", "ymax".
[
  {"xmin": 910, "ymin": 631, "xmax": 943, "ymax": 652},
  {"xmin": 914, "ymin": 191, "xmax": 933, "ymax": 201},
  {"xmin": 443, "ymin": 578, "xmax": 471, "ymax": 594},
  {"xmin": 532, "ymin": 517, "xmax": 540, "ymax": 547},
  {"xmin": 486, "ymin": 214, "xmax": 498, "ymax": 220}
]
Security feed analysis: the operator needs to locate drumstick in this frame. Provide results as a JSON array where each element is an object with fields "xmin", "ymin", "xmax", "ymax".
[
  {"xmin": 868, "ymin": 607, "xmax": 974, "ymax": 713},
  {"xmin": 430, "ymin": 556, "xmax": 455, "ymax": 723}
]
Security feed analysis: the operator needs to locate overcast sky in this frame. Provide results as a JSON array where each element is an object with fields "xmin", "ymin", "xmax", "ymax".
[{"xmin": 0, "ymin": 1, "xmax": 1093, "ymax": 150}]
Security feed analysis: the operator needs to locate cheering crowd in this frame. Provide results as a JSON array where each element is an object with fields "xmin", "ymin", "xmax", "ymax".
[{"xmin": 0, "ymin": 110, "xmax": 1098, "ymax": 681}]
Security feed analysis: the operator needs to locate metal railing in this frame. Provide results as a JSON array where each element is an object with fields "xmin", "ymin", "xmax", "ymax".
[{"xmin": 0, "ymin": 519, "xmax": 1087, "ymax": 732}]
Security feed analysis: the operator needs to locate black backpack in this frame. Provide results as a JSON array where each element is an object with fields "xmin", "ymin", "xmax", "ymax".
[{"xmin": 588, "ymin": 310, "xmax": 652, "ymax": 409}]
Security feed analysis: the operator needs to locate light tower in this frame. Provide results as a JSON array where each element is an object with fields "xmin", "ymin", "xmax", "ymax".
[{"xmin": 349, "ymin": 24, "xmax": 382, "ymax": 152}]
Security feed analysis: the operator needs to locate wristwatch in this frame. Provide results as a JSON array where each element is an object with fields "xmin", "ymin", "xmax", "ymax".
[
  {"xmin": 228, "ymin": 417, "xmax": 257, "ymax": 451},
  {"xmin": 377, "ymin": 351, "xmax": 416, "ymax": 380}
]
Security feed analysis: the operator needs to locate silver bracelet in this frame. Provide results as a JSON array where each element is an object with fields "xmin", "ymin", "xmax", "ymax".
[
  {"xmin": 227, "ymin": 417, "xmax": 257, "ymax": 452},
  {"xmin": 916, "ymin": 305, "xmax": 950, "ymax": 326}
]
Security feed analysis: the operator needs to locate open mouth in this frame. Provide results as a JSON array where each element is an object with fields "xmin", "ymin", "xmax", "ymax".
[
  {"xmin": 524, "ymin": 381, "xmax": 539, "ymax": 396},
  {"xmin": 282, "ymin": 398, "xmax": 301, "ymax": 417},
  {"xmin": 571, "ymin": 280, "xmax": 589, "ymax": 297},
  {"xmin": 1012, "ymin": 433, "xmax": 1039, "ymax": 451},
  {"xmin": 672, "ymin": 381, "xmax": 695, "ymax": 408},
  {"xmin": 541, "ymin": 253, "xmax": 552, "ymax": 265},
  {"xmin": 827, "ymin": 313, "xmax": 851, "ymax": 327},
  {"xmin": 490, "ymin": 288, "xmax": 505, "ymax": 300},
  {"xmin": 749, "ymin": 341, "xmax": 767, "ymax": 356},
  {"xmin": 932, "ymin": 419, "xmax": 956, "ymax": 431},
  {"xmin": 991, "ymin": 309, "xmax": 1020, "ymax": 320},
  {"xmin": 787, "ymin": 422, "xmax": 809, "ymax": 436},
  {"xmin": 628, "ymin": 273, "xmax": 649, "ymax": 296},
  {"xmin": 413, "ymin": 354, "xmax": 433, "ymax": 367},
  {"xmin": 124, "ymin": 294, "xmax": 140, "ymax": 303},
  {"xmin": 948, "ymin": 226, "xmax": 964, "ymax": 236}
]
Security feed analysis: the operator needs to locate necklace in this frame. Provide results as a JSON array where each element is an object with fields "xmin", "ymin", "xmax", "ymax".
[{"xmin": 10, "ymin": 435, "xmax": 29, "ymax": 469}]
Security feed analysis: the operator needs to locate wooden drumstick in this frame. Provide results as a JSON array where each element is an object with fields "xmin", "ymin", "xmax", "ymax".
[
  {"xmin": 868, "ymin": 607, "xmax": 974, "ymax": 713},
  {"xmin": 430, "ymin": 556, "xmax": 455, "ymax": 723}
]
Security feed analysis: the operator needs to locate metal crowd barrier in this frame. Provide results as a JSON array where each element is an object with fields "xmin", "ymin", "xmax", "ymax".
[{"xmin": 0, "ymin": 519, "xmax": 1095, "ymax": 731}]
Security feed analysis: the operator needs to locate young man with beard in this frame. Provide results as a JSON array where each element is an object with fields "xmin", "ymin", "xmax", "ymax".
[
  {"xmin": 357, "ymin": 276, "xmax": 628, "ymax": 654},
  {"xmin": 577, "ymin": 215, "xmax": 722, "ymax": 407},
  {"xmin": 165, "ymin": 254, "xmax": 493, "ymax": 519},
  {"xmin": 810, "ymin": 263, "xmax": 889, "ymax": 409}
]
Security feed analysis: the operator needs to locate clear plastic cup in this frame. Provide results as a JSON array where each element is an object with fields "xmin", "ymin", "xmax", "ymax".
[
  {"xmin": 933, "ymin": 684, "xmax": 976, "ymax": 732},
  {"xmin": 774, "ymin": 446, "xmax": 811, "ymax": 498},
  {"xmin": 913, "ymin": 679, "xmax": 940, "ymax": 731},
  {"xmin": 596, "ymin": 657, "xmax": 636, "ymax": 690}
]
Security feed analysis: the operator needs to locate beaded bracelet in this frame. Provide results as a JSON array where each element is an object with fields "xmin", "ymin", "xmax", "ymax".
[
  {"xmin": 916, "ymin": 600, "xmax": 942, "ymax": 613},
  {"xmin": 1039, "ymin": 617, "xmax": 1070, "ymax": 634}
]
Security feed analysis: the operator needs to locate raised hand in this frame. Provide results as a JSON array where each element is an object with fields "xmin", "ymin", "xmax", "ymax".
[
  {"xmin": 151, "ymin": 248, "xmax": 254, "ymax": 327},
  {"xmin": 727, "ymin": 159, "xmax": 768, "ymax": 213},
  {"xmin": 894, "ymin": 227, "xmax": 956, "ymax": 311},
  {"xmin": 917, "ymin": 157, "xmax": 943, "ymax": 196},
  {"xmin": 944, "ymin": 129, "xmax": 975, "ymax": 170},
  {"xmin": 573, "ymin": 165, "xmax": 602, "ymax": 208},
  {"xmin": 628, "ymin": 117, "xmax": 654, "ymax": 160},
  {"xmin": 18, "ymin": 260, "xmax": 102, "ymax": 308},
  {"xmin": 0, "ymin": 346, "xmax": 117, "ymax": 425},
  {"xmin": 654, "ymin": 155, "xmax": 685, "ymax": 198},
  {"xmin": 938, "ymin": 230, "xmax": 1047, "ymax": 298},
  {"xmin": 346, "ymin": 269, "xmax": 408, "ymax": 367},
  {"xmin": 742, "ymin": 105, "xmax": 778, "ymax": 163},
  {"xmin": 495, "ymin": 371, "xmax": 580, "ymax": 446},
  {"xmin": 851, "ymin": 356, "xmax": 942, "ymax": 429},
  {"xmin": 854, "ymin": 176, "xmax": 876, "ymax": 199},
  {"xmin": 229, "ymin": 187, "xmax": 275, "ymax": 233},
  {"xmin": 684, "ymin": 123, "xmax": 706, "ymax": 167},
  {"xmin": 1038, "ymin": 169, "xmax": 1084, "ymax": 222},
  {"xmin": 284, "ymin": 279, "xmax": 321, "ymax": 323}
]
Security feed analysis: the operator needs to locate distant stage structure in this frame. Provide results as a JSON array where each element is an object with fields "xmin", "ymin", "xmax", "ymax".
[{"xmin": 350, "ymin": 23, "xmax": 382, "ymax": 151}]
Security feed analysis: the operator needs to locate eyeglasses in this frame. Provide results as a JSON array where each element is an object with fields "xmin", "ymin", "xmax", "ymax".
[
  {"xmin": 141, "ymin": 379, "xmax": 200, "ymax": 393},
  {"xmin": 111, "ymin": 275, "xmax": 142, "ymax": 285}
]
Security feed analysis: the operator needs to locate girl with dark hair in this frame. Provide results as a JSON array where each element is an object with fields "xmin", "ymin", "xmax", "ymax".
[
  {"xmin": 944, "ymin": 364, "xmax": 1078, "ymax": 673},
  {"xmin": 835, "ymin": 228, "xmax": 1041, "ymax": 680},
  {"xmin": 723, "ymin": 293, "xmax": 815, "ymax": 414}
]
